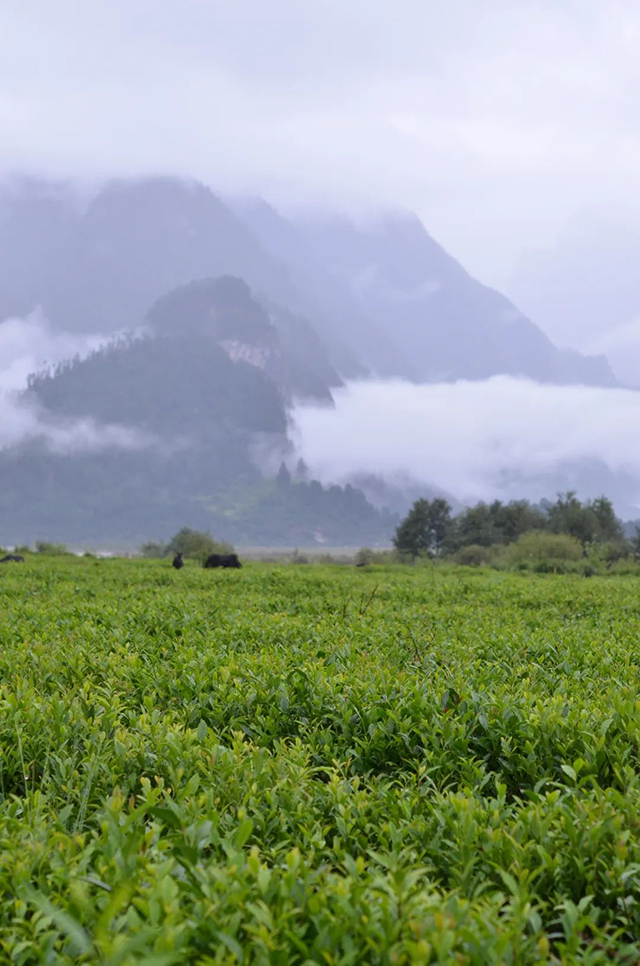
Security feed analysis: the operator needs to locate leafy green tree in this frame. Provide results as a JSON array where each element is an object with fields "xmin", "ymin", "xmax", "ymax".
[
  {"xmin": 547, "ymin": 492, "xmax": 625, "ymax": 547},
  {"xmin": 489, "ymin": 500, "xmax": 548, "ymax": 544},
  {"xmin": 589, "ymin": 496, "xmax": 624, "ymax": 543},
  {"xmin": 165, "ymin": 528, "xmax": 233, "ymax": 560},
  {"xmin": 394, "ymin": 498, "xmax": 452, "ymax": 559},
  {"xmin": 451, "ymin": 503, "xmax": 495, "ymax": 548},
  {"xmin": 547, "ymin": 492, "xmax": 598, "ymax": 545},
  {"xmin": 450, "ymin": 499, "xmax": 548, "ymax": 550}
]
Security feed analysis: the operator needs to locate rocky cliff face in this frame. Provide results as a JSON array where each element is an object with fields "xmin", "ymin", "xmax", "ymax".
[{"xmin": 146, "ymin": 275, "xmax": 341, "ymax": 403}]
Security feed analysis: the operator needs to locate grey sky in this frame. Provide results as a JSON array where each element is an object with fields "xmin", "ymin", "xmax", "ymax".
[{"xmin": 2, "ymin": 1, "xmax": 640, "ymax": 286}]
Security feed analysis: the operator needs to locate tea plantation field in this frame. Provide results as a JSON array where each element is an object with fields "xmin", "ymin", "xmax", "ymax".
[{"xmin": 2, "ymin": 557, "xmax": 640, "ymax": 964}]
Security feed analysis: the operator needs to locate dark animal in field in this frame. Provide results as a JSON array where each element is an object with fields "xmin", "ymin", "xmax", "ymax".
[
  {"xmin": 172, "ymin": 552, "xmax": 184, "ymax": 569},
  {"xmin": 0, "ymin": 554, "xmax": 24, "ymax": 563},
  {"xmin": 203, "ymin": 553, "xmax": 242, "ymax": 569}
]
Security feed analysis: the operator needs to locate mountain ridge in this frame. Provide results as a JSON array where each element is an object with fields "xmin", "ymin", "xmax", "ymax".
[{"xmin": 0, "ymin": 173, "xmax": 617, "ymax": 387}]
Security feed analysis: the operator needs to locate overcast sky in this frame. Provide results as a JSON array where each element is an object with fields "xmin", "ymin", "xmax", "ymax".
[{"xmin": 2, "ymin": 1, "xmax": 640, "ymax": 287}]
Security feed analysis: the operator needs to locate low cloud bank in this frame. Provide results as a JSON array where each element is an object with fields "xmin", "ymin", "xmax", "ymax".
[
  {"xmin": 0, "ymin": 311, "xmax": 107, "ymax": 392},
  {"xmin": 293, "ymin": 377, "xmax": 640, "ymax": 514},
  {"xmin": 0, "ymin": 393, "xmax": 157, "ymax": 454},
  {"xmin": 0, "ymin": 312, "xmax": 155, "ymax": 454}
]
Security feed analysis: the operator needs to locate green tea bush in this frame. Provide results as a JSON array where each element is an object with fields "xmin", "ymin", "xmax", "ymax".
[{"xmin": 0, "ymin": 559, "xmax": 640, "ymax": 961}]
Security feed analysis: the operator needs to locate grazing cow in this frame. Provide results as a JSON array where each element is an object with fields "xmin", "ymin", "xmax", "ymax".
[
  {"xmin": 0, "ymin": 554, "xmax": 24, "ymax": 563},
  {"xmin": 203, "ymin": 553, "xmax": 242, "ymax": 569},
  {"xmin": 172, "ymin": 552, "xmax": 184, "ymax": 570}
]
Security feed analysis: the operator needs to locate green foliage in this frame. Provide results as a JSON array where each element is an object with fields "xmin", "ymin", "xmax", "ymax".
[
  {"xmin": 1, "ymin": 560, "xmax": 640, "ymax": 960},
  {"xmin": 548, "ymin": 491, "xmax": 624, "ymax": 546},
  {"xmin": 444, "ymin": 493, "xmax": 630, "ymax": 571},
  {"xmin": 394, "ymin": 497, "xmax": 453, "ymax": 559},
  {"xmin": 35, "ymin": 540, "xmax": 68, "ymax": 556},
  {"xmin": 454, "ymin": 543, "xmax": 496, "ymax": 567},
  {"xmin": 138, "ymin": 540, "xmax": 166, "ymax": 559},
  {"xmin": 452, "ymin": 499, "xmax": 548, "ymax": 548},
  {"xmin": 29, "ymin": 332, "xmax": 287, "ymax": 436},
  {"xmin": 0, "ymin": 449, "xmax": 396, "ymax": 547},
  {"xmin": 164, "ymin": 527, "xmax": 233, "ymax": 560},
  {"xmin": 505, "ymin": 530, "xmax": 583, "ymax": 568},
  {"xmin": 355, "ymin": 547, "xmax": 375, "ymax": 566}
]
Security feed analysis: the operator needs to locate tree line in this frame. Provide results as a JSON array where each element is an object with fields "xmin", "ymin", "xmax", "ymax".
[{"xmin": 394, "ymin": 492, "xmax": 638, "ymax": 565}]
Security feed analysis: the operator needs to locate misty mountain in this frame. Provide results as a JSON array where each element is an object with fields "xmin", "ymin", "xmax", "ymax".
[
  {"xmin": 291, "ymin": 212, "xmax": 616, "ymax": 386},
  {"xmin": 0, "ymin": 277, "xmax": 395, "ymax": 546},
  {"xmin": 509, "ymin": 210, "xmax": 640, "ymax": 386},
  {"xmin": 146, "ymin": 275, "xmax": 341, "ymax": 403},
  {"xmin": 0, "ymin": 176, "xmax": 364, "ymax": 379},
  {"xmin": 0, "ymin": 174, "xmax": 616, "ymax": 388},
  {"xmin": 231, "ymin": 197, "xmax": 409, "ymax": 377}
]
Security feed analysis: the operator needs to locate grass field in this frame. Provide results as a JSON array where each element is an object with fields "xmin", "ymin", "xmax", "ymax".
[{"xmin": 2, "ymin": 558, "xmax": 640, "ymax": 963}]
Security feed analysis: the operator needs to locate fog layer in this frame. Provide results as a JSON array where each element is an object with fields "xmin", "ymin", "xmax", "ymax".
[
  {"xmin": 0, "ymin": 314, "xmax": 154, "ymax": 453},
  {"xmin": 0, "ymin": 311, "xmax": 106, "ymax": 392},
  {"xmin": 293, "ymin": 378, "xmax": 640, "ymax": 512}
]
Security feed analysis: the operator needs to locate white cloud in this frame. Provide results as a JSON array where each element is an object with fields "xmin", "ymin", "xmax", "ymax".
[
  {"xmin": 293, "ymin": 377, "xmax": 640, "ymax": 511},
  {"xmin": 0, "ymin": 393, "xmax": 156, "ymax": 454},
  {"xmin": 0, "ymin": 312, "xmax": 156, "ymax": 453},
  {"xmin": 0, "ymin": 310, "xmax": 106, "ymax": 392}
]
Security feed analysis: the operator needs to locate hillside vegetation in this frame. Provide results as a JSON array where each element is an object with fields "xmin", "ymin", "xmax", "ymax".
[
  {"xmin": 1, "ymin": 557, "xmax": 640, "ymax": 961},
  {"xmin": 0, "ymin": 277, "xmax": 393, "ymax": 547}
]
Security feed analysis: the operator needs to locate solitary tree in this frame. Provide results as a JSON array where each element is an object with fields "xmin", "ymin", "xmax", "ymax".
[
  {"xmin": 589, "ymin": 496, "xmax": 624, "ymax": 543},
  {"xmin": 394, "ymin": 498, "xmax": 452, "ymax": 559}
]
